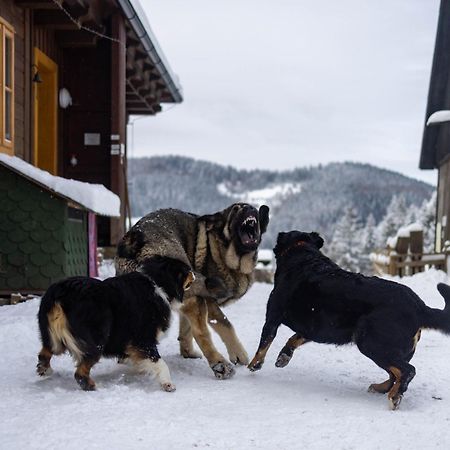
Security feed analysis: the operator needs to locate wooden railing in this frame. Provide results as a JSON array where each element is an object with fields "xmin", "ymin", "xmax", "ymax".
[{"xmin": 371, "ymin": 250, "xmax": 449, "ymax": 277}]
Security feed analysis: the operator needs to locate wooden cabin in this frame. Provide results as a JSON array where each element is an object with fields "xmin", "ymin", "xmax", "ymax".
[
  {"xmin": 0, "ymin": 0, "xmax": 182, "ymax": 247},
  {"xmin": 420, "ymin": 0, "xmax": 450, "ymax": 252}
]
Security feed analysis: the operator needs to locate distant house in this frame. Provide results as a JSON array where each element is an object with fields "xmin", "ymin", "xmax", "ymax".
[
  {"xmin": 0, "ymin": 0, "xmax": 182, "ymax": 247},
  {"xmin": 420, "ymin": 0, "xmax": 450, "ymax": 252}
]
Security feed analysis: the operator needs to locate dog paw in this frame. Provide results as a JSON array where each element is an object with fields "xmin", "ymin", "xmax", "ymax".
[
  {"xmin": 275, "ymin": 353, "xmax": 291, "ymax": 368},
  {"xmin": 180, "ymin": 348, "xmax": 203, "ymax": 359},
  {"xmin": 162, "ymin": 382, "xmax": 176, "ymax": 392},
  {"xmin": 228, "ymin": 347, "xmax": 249, "ymax": 366},
  {"xmin": 36, "ymin": 364, "xmax": 53, "ymax": 377},
  {"xmin": 388, "ymin": 394, "xmax": 402, "ymax": 410},
  {"xmin": 75, "ymin": 374, "xmax": 96, "ymax": 391},
  {"xmin": 211, "ymin": 362, "xmax": 235, "ymax": 379},
  {"xmin": 247, "ymin": 360, "xmax": 263, "ymax": 372}
]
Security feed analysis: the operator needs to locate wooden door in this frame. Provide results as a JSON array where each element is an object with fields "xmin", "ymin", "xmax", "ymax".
[{"xmin": 34, "ymin": 48, "xmax": 58, "ymax": 175}]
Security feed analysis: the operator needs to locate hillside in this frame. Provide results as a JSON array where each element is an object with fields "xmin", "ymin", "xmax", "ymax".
[{"xmin": 127, "ymin": 156, "xmax": 434, "ymax": 248}]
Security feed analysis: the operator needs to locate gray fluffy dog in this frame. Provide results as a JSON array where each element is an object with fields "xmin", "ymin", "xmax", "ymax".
[{"xmin": 115, "ymin": 203, "xmax": 269, "ymax": 379}]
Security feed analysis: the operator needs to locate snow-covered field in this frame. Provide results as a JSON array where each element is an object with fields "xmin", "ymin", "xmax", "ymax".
[{"xmin": 2, "ymin": 269, "xmax": 450, "ymax": 449}]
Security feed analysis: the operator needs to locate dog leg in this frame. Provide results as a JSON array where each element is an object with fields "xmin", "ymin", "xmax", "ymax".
[
  {"xmin": 74, "ymin": 356, "xmax": 99, "ymax": 391},
  {"xmin": 128, "ymin": 345, "xmax": 176, "ymax": 392},
  {"xmin": 37, "ymin": 347, "xmax": 54, "ymax": 377},
  {"xmin": 206, "ymin": 300, "xmax": 249, "ymax": 365},
  {"xmin": 138, "ymin": 358, "xmax": 176, "ymax": 392},
  {"xmin": 178, "ymin": 312, "xmax": 202, "ymax": 359},
  {"xmin": 368, "ymin": 372, "xmax": 395, "ymax": 394},
  {"xmin": 181, "ymin": 297, "xmax": 235, "ymax": 379},
  {"xmin": 275, "ymin": 334, "xmax": 309, "ymax": 368},
  {"xmin": 248, "ymin": 320, "xmax": 281, "ymax": 372},
  {"xmin": 386, "ymin": 364, "xmax": 416, "ymax": 410}
]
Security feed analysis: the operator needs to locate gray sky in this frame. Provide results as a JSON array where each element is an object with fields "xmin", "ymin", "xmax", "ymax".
[{"xmin": 132, "ymin": 0, "xmax": 440, "ymax": 185}]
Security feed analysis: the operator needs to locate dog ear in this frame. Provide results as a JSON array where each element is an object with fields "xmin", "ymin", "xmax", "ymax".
[
  {"xmin": 273, "ymin": 231, "xmax": 288, "ymax": 257},
  {"xmin": 258, "ymin": 205, "xmax": 270, "ymax": 234},
  {"xmin": 310, "ymin": 232, "xmax": 324, "ymax": 249},
  {"xmin": 199, "ymin": 212, "xmax": 225, "ymax": 231}
]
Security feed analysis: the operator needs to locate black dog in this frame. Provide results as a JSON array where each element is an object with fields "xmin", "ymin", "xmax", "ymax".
[
  {"xmin": 248, "ymin": 230, "xmax": 450, "ymax": 409},
  {"xmin": 37, "ymin": 256, "xmax": 194, "ymax": 392}
]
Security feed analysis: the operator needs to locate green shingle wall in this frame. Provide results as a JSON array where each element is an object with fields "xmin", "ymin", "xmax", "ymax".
[
  {"xmin": 66, "ymin": 214, "xmax": 88, "ymax": 277},
  {"xmin": 0, "ymin": 165, "xmax": 88, "ymax": 293}
]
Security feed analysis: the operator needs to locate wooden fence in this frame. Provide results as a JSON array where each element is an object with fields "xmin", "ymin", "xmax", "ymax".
[{"xmin": 371, "ymin": 250, "xmax": 449, "ymax": 277}]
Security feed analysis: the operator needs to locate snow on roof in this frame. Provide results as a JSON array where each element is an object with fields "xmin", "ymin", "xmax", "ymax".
[
  {"xmin": 386, "ymin": 223, "xmax": 424, "ymax": 248},
  {"xmin": 427, "ymin": 110, "xmax": 450, "ymax": 126},
  {"xmin": 0, "ymin": 154, "xmax": 120, "ymax": 217}
]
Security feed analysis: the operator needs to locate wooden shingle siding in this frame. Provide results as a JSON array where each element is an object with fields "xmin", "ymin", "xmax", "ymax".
[{"xmin": 0, "ymin": 164, "xmax": 89, "ymax": 294}]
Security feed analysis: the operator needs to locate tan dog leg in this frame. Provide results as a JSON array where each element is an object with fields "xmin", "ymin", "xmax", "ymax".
[
  {"xmin": 178, "ymin": 312, "xmax": 202, "ymax": 359},
  {"xmin": 181, "ymin": 297, "xmax": 235, "ymax": 379},
  {"xmin": 275, "ymin": 333, "xmax": 309, "ymax": 368},
  {"xmin": 206, "ymin": 300, "xmax": 249, "ymax": 365}
]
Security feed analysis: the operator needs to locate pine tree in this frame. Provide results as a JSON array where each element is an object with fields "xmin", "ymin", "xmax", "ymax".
[
  {"xmin": 376, "ymin": 195, "xmax": 408, "ymax": 247},
  {"xmin": 359, "ymin": 213, "xmax": 377, "ymax": 274},
  {"xmin": 327, "ymin": 207, "xmax": 362, "ymax": 272},
  {"xmin": 417, "ymin": 191, "xmax": 437, "ymax": 252}
]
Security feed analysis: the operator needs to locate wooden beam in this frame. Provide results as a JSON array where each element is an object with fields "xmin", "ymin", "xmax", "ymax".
[
  {"xmin": 127, "ymin": 110, "xmax": 155, "ymax": 116},
  {"xmin": 56, "ymin": 30, "xmax": 97, "ymax": 47},
  {"xmin": 34, "ymin": 10, "xmax": 79, "ymax": 29},
  {"xmin": 15, "ymin": 0, "xmax": 58, "ymax": 9},
  {"xmin": 127, "ymin": 101, "xmax": 149, "ymax": 108},
  {"xmin": 110, "ymin": 11, "xmax": 127, "ymax": 245}
]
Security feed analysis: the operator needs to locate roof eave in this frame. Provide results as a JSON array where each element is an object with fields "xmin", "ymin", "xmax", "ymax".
[
  {"xmin": 420, "ymin": 0, "xmax": 450, "ymax": 171},
  {"xmin": 117, "ymin": 0, "xmax": 183, "ymax": 104}
]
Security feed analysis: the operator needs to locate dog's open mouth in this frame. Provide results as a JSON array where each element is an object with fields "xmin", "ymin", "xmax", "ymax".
[{"xmin": 238, "ymin": 215, "xmax": 259, "ymax": 247}]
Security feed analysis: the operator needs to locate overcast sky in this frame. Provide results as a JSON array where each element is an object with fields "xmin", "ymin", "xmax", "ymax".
[{"xmin": 132, "ymin": 0, "xmax": 440, "ymax": 184}]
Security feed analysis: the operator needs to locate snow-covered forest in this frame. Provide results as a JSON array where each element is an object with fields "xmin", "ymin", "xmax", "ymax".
[
  {"xmin": 128, "ymin": 156, "xmax": 435, "ymax": 273},
  {"xmin": 326, "ymin": 193, "xmax": 436, "ymax": 273}
]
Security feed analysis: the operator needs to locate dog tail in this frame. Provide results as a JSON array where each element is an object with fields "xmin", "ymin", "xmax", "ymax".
[
  {"xmin": 422, "ymin": 283, "xmax": 450, "ymax": 334},
  {"xmin": 46, "ymin": 303, "xmax": 84, "ymax": 362}
]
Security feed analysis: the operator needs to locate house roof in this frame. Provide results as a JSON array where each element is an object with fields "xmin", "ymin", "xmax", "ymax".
[
  {"xmin": 0, "ymin": 154, "xmax": 121, "ymax": 217},
  {"xmin": 420, "ymin": 0, "xmax": 450, "ymax": 170},
  {"xmin": 119, "ymin": 0, "xmax": 182, "ymax": 104}
]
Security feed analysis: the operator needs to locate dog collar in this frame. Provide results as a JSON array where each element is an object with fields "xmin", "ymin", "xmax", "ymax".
[{"xmin": 279, "ymin": 240, "xmax": 308, "ymax": 257}]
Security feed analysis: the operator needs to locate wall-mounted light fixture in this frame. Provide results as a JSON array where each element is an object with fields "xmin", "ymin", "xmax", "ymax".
[
  {"xmin": 31, "ymin": 64, "xmax": 42, "ymax": 83},
  {"xmin": 59, "ymin": 88, "xmax": 73, "ymax": 109}
]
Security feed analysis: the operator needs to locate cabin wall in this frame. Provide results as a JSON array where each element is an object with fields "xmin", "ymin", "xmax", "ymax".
[
  {"xmin": 437, "ymin": 158, "xmax": 450, "ymax": 252},
  {"xmin": 60, "ymin": 38, "xmax": 112, "ymax": 245}
]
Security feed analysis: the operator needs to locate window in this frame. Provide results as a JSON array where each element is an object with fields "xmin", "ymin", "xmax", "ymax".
[{"xmin": 0, "ymin": 18, "xmax": 14, "ymax": 154}]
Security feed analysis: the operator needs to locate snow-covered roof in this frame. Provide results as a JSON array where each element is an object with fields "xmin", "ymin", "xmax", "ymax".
[
  {"xmin": 426, "ymin": 110, "xmax": 450, "ymax": 126},
  {"xmin": 0, "ymin": 154, "xmax": 120, "ymax": 217}
]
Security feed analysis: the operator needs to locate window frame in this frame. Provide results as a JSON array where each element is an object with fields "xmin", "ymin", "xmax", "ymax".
[{"xmin": 0, "ymin": 17, "xmax": 14, "ymax": 154}]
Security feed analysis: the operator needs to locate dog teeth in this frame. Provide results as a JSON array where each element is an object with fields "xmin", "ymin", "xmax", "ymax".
[{"xmin": 243, "ymin": 216, "xmax": 257, "ymax": 225}]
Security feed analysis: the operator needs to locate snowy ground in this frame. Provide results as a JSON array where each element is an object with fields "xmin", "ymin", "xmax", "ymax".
[{"xmin": 2, "ymin": 269, "xmax": 450, "ymax": 449}]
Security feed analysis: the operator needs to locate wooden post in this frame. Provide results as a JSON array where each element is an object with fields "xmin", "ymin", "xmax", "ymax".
[{"xmin": 110, "ymin": 12, "xmax": 127, "ymax": 245}]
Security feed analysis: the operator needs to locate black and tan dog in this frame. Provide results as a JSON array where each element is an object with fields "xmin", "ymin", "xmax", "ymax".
[
  {"xmin": 248, "ymin": 230, "xmax": 450, "ymax": 409},
  {"xmin": 115, "ymin": 203, "xmax": 269, "ymax": 379},
  {"xmin": 37, "ymin": 256, "xmax": 194, "ymax": 392}
]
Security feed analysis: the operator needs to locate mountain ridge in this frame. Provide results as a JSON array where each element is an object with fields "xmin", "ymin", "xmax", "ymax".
[{"xmin": 128, "ymin": 155, "xmax": 434, "ymax": 248}]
